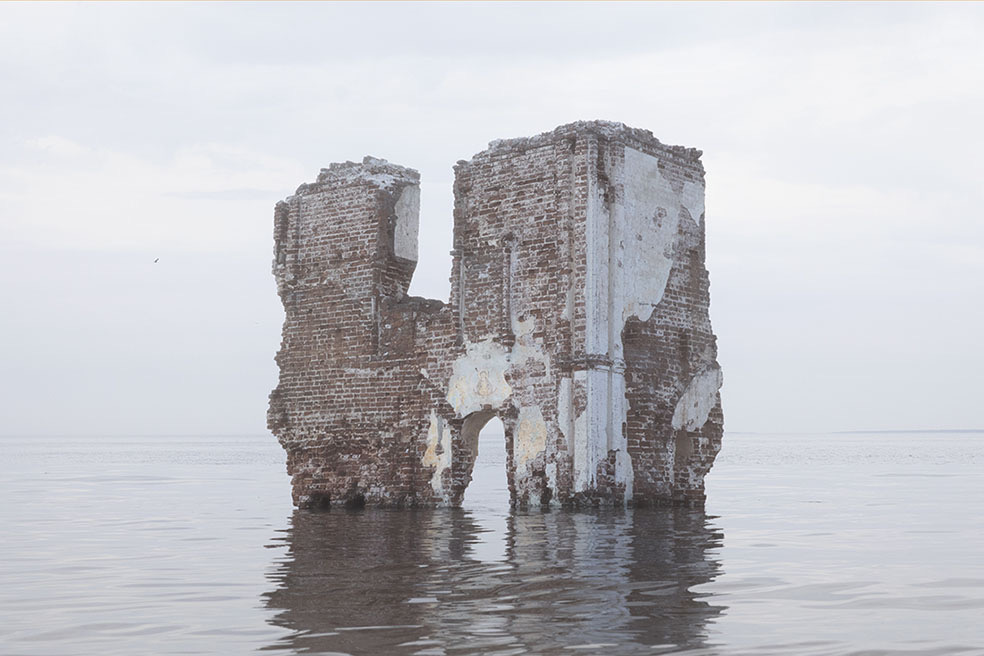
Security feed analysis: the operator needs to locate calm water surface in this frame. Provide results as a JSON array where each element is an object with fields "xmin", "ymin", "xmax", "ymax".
[{"xmin": 1, "ymin": 432, "xmax": 982, "ymax": 655}]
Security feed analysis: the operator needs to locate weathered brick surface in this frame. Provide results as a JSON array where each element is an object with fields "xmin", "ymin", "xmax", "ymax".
[{"xmin": 269, "ymin": 121, "xmax": 723, "ymax": 509}]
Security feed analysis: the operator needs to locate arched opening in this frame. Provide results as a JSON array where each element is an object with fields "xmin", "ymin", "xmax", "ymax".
[
  {"xmin": 462, "ymin": 415, "xmax": 509, "ymax": 508},
  {"xmin": 461, "ymin": 414, "xmax": 509, "ymax": 562}
]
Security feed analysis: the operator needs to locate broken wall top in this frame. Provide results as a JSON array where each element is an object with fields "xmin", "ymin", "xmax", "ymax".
[
  {"xmin": 292, "ymin": 155, "xmax": 420, "ymax": 198},
  {"xmin": 458, "ymin": 120, "xmax": 704, "ymax": 176}
]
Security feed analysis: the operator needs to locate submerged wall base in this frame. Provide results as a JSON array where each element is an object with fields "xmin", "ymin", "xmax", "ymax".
[{"xmin": 269, "ymin": 121, "xmax": 723, "ymax": 509}]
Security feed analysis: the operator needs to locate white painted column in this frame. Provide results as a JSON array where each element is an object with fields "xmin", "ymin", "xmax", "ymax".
[{"xmin": 577, "ymin": 145, "xmax": 614, "ymax": 493}]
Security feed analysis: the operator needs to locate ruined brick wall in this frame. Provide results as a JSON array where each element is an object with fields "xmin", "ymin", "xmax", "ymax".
[{"xmin": 269, "ymin": 121, "xmax": 723, "ymax": 509}]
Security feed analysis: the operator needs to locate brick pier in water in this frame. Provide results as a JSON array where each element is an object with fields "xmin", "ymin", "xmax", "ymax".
[{"xmin": 268, "ymin": 121, "xmax": 723, "ymax": 509}]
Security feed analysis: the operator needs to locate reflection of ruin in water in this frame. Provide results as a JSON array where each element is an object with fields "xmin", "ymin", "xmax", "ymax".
[{"xmin": 263, "ymin": 508, "xmax": 724, "ymax": 654}]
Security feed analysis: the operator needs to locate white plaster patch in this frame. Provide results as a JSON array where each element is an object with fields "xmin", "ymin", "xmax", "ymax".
[
  {"xmin": 514, "ymin": 406, "xmax": 547, "ymax": 472},
  {"xmin": 557, "ymin": 377, "xmax": 572, "ymax": 442},
  {"xmin": 614, "ymin": 448, "xmax": 633, "ymax": 500},
  {"xmin": 609, "ymin": 372, "xmax": 633, "ymax": 500},
  {"xmin": 576, "ymin": 146, "xmax": 695, "ymax": 500},
  {"xmin": 621, "ymin": 147, "xmax": 683, "ymax": 323},
  {"xmin": 681, "ymin": 180, "xmax": 705, "ymax": 226},
  {"xmin": 510, "ymin": 315, "xmax": 551, "ymax": 376},
  {"xmin": 512, "ymin": 315, "xmax": 535, "ymax": 337},
  {"xmin": 559, "ymin": 376, "xmax": 592, "ymax": 492},
  {"xmin": 572, "ymin": 410, "xmax": 590, "ymax": 491},
  {"xmin": 582, "ymin": 369, "xmax": 611, "ymax": 492},
  {"xmin": 446, "ymin": 339, "xmax": 512, "ymax": 417},
  {"xmin": 671, "ymin": 366, "xmax": 724, "ymax": 431},
  {"xmin": 393, "ymin": 184, "xmax": 420, "ymax": 261},
  {"xmin": 421, "ymin": 410, "xmax": 451, "ymax": 497},
  {"xmin": 584, "ymin": 179, "xmax": 610, "ymax": 357},
  {"xmin": 545, "ymin": 461, "xmax": 558, "ymax": 504}
]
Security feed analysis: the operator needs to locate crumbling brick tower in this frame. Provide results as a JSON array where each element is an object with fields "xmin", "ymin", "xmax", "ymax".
[{"xmin": 269, "ymin": 121, "xmax": 723, "ymax": 509}]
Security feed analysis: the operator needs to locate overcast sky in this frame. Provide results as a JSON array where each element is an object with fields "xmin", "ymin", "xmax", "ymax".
[{"xmin": 1, "ymin": 2, "xmax": 981, "ymax": 436}]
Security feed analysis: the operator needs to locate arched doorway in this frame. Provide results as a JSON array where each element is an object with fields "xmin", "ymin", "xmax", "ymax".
[
  {"xmin": 461, "ymin": 415, "xmax": 509, "ymax": 562},
  {"xmin": 462, "ymin": 415, "xmax": 509, "ymax": 509}
]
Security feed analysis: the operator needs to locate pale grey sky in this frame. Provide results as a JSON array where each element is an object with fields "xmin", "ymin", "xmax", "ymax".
[{"xmin": 1, "ymin": 2, "xmax": 981, "ymax": 435}]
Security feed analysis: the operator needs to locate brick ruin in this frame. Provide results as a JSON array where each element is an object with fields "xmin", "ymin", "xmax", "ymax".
[{"xmin": 268, "ymin": 121, "xmax": 723, "ymax": 509}]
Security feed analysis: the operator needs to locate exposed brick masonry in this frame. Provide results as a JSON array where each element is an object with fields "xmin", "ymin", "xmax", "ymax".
[{"xmin": 269, "ymin": 121, "xmax": 723, "ymax": 509}]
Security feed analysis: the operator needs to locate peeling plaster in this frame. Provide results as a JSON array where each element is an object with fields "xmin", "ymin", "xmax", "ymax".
[
  {"xmin": 579, "ymin": 370, "xmax": 612, "ymax": 493},
  {"xmin": 568, "ymin": 372, "xmax": 591, "ymax": 493},
  {"xmin": 572, "ymin": 410, "xmax": 590, "ymax": 491},
  {"xmin": 446, "ymin": 339, "xmax": 512, "ymax": 417},
  {"xmin": 512, "ymin": 316, "xmax": 535, "ymax": 341},
  {"xmin": 681, "ymin": 180, "xmax": 705, "ymax": 226},
  {"xmin": 672, "ymin": 366, "xmax": 724, "ymax": 432},
  {"xmin": 270, "ymin": 122, "xmax": 721, "ymax": 509},
  {"xmin": 510, "ymin": 316, "xmax": 551, "ymax": 377},
  {"xmin": 514, "ymin": 406, "xmax": 547, "ymax": 472},
  {"xmin": 614, "ymin": 448, "xmax": 633, "ymax": 499},
  {"xmin": 574, "ymin": 147, "xmax": 703, "ymax": 498},
  {"xmin": 621, "ymin": 147, "xmax": 682, "ymax": 324},
  {"xmin": 393, "ymin": 184, "xmax": 420, "ymax": 261},
  {"xmin": 577, "ymin": 146, "xmax": 690, "ymax": 497},
  {"xmin": 545, "ymin": 462, "xmax": 558, "ymax": 501},
  {"xmin": 557, "ymin": 377, "xmax": 572, "ymax": 443},
  {"xmin": 422, "ymin": 410, "xmax": 451, "ymax": 496},
  {"xmin": 611, "ymin": 372, "xmax": 633, "ymax": 500}
]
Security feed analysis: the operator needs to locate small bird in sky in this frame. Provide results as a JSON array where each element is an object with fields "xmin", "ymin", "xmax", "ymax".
[{"xmin": 154, "ymin": 258, "xmax": 159, "ymax": 263}]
